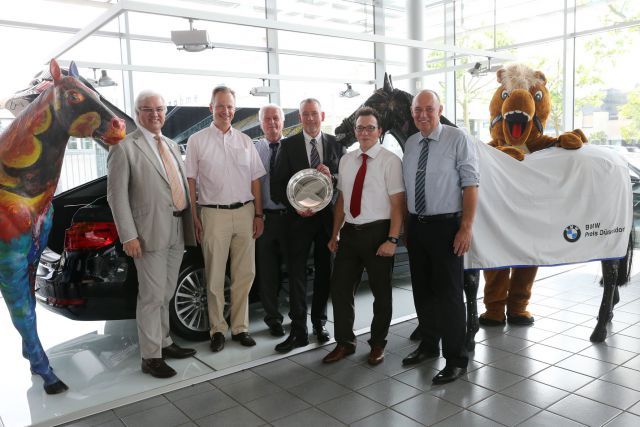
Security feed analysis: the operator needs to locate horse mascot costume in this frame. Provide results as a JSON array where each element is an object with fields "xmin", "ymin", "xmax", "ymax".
[
  {"xmin": 479, "ymin": 63, "xmax": 588, "ymax": 326},
  {"xmin": 0, "ymin": 59, "xmax": 125, "ymax": 394}
]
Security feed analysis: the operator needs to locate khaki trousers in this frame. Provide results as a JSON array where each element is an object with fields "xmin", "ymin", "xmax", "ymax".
[{"xmin": 200, "ymin": 202, "xmax": 255, "ymax": 335}]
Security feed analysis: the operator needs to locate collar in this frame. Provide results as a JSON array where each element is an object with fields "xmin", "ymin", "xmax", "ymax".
[
  {"xmin": 420, "ymin": 122, "xmax": 443, "ymax": 142},
  {"xmin": 303, "ymin": 130, "xmax": 323, "ymax": 144},
  {"xmin": 356, "ymin": 142, "xmax": 382, "ymax": 159},
  {"xmin": 137, "ymin": 123, "xmax": 163, "ymax": 144},
  {"xmin": 210, "ymin": 122, "xmax": 234, "ymax": 137}
]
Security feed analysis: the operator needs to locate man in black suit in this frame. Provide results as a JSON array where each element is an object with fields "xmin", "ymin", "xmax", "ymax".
[{"xmin": 271, "ymin": 98, "xmax": 345, "ymax": 353}]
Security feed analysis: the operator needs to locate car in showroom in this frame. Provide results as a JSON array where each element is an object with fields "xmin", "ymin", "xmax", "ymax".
[{"xmin": 2, "ymin": 66, "xmax": 301, "ymax": 341}]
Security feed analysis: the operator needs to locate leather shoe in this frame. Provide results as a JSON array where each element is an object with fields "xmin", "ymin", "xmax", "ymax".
[
  {"xmin": 367, "ymin": 346, "xmax": 385, "ymax": 366},
  {"xmin": 141, "ymin": 358, "xmax": 176, "ymax": 378},
  {"xmin": 210, "ymin": 332, "xmax": 225, "ymax": 352},
  {"xmin": 313, "ymin": 325, "xmax": 330, "ymax": 343},
  {"xmin": 322, "ymin": 344, "xmax": 355, "ymax": 363},
  {"xmin": 275, "ymin": 333, "xmax": 309, "ymax": 353},
  {"xmin": 432, "ymin": 365, "xmax": 467, "ymax": 384},
  {"xmin": 268, "ymin": 323, "xmax": 285, "ymax": 337},
  {"xmin": 162, "ymin": 343, "xmax": 196, "ymax": 359},
  {"xmin": 402, "ymin": 347, "xmax": 439, "ymax": 365},
  {"xmin": 232, "ymin": 332, "xmax": 256, "ymax": 347}
]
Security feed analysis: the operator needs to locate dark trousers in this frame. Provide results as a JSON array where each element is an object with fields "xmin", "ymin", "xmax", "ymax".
[
  {"xmin": 256, "ymin": 212, "xmax": 288, "ymax": 327},
  {"xmin": 331, "ymin": 220, "xmax": 393, "ymax": 349},
  {"xmin": 407, "ymin": 215, "xmax": 468, "ymax": 368},
  {"xmin": 286, "ymin": 211, "xmax": 332, "ymax": 335}
]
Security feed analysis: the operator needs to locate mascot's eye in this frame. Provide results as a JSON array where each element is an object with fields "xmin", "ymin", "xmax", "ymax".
[
  {"xmin": 534, "ymin": 90, "xmax": 543, "ymax": 101},
  {"xmin": 501, "ymin": 90, "xmax": 509, "ymax": 100},
  {"xmin": 65, "ymin": 90, "xmax": 85, "ymax": 104}
]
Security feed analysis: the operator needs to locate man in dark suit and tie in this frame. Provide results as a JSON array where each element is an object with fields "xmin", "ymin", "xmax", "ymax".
[
  {"xmin": 108, "ymin": 90, "xmax": 197, "ymax": 378},
  {"xmin": 271, "ymin": 98, "xmax": 345, "ymax": 353}
]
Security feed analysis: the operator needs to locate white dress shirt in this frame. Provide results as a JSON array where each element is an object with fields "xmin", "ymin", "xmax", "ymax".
[
  {"xmin": 303, "ymin": 130, "xmax": 324, "ymax": 164},
  {"xmin": 185, "ymin": 123, "xmax": 266, "ymax": 205},
  {"xmin": 337, "ymin": 143, "xmax": 405, "ymax": 225}
]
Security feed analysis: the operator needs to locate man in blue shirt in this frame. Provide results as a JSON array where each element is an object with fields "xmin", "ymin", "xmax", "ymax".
[
  {"xmin": 255, "ymin": 104, "xmax": 288, "ymax": 337},
  {"xmin": 402, "ymin": 90, "xmax": 479, "ymax": 384}
]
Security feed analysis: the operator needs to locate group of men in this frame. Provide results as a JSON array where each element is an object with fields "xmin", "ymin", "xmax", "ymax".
[{"xmin": 107, "ymin": 86, "xmax": 479, "ymax": 385}]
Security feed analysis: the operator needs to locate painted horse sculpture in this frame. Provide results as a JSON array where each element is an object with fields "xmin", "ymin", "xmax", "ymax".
[
  {"xmin": 0, "ymin": 59, "xmax": 126, "ymax": 394},
  {"xmin": 336, "ymin": 74, "xmax": 633, "ymax": 349}
]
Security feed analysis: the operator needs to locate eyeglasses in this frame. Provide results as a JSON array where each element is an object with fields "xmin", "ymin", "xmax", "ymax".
[
  {"xmin": 140, "ymin": 107, "xmax": 166, "ymax": 114},
  {"xmin": 355, "ymin": 125, "xmax": 378, "ymax": 133}
]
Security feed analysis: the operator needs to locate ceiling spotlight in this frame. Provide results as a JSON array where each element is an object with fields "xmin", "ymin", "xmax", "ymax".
[
  {"xmin": 467, "ymin": 57, "xmax": 501, "ymax": 77},
  {"xmin": 250, "ymin": 79, "xmax": 278, "ymax": 96},
  {"xmin": 339, "ymin": 83, "xmax": 359, "ymax": 98},
  {"xmin": 88, "ymin": 68, "xmax": 117, "ymax": 87},
  {"xmin": 171, "ymin": 18, "xmax": 214, "ymax": 52}
]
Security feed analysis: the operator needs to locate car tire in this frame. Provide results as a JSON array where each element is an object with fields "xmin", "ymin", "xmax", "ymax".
[{"xmin": 170, "ymin": 256, "xmax": 231, "ymax": 341}]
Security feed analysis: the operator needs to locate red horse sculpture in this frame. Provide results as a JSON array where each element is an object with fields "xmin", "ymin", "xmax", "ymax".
[{"xmin": 0, "ymin": 59, "xmax": 125, "ymax": 394}]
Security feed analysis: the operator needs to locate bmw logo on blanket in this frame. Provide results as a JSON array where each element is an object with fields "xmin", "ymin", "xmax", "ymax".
[{"xmin": 563, "ymin": 225, "xmax": 581, "ymax": 243}]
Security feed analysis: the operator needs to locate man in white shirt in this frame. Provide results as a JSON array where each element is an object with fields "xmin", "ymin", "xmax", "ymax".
[
  {"xmin": 108, "ymin": 90, "xmax": 196, "ymax": 378},
  {"xmin": 322, "ymin": 107, "xmax": 405, "ymax": 365},
  {"xmin": 185, "ymin": 86, "xmax": 266, "ymax": 352}
]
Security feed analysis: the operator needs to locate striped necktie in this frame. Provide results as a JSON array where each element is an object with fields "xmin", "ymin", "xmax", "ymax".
[
  {"xmin": 155, "ymin": 135, "xmax": 187, "ymax": 211},
  {"xmin": 414, "ymin": 137, "xmax": 430, "ymax": 215},
  {"xmin": 309, "ymin": 138, "xmax": 321, "ymax": 168}
]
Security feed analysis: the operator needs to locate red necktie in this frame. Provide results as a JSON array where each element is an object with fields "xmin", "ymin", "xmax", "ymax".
[{"xmin": 350, "ymin": 153, "xmax": 368, "ymax": 217}]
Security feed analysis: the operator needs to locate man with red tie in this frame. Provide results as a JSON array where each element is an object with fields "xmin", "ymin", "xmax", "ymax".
[{"xmin": 323, "ymin": 107, "xmax": 405, "ymax": 365}]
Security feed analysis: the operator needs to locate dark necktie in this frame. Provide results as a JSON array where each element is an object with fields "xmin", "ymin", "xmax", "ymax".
[
  {"xmin": 309, "ymin": 138, "xmax": 321, "ymax": 168},
  {"xmin": 414, "ymin": 137, "xmax": 430, "ymax": 215},
  {"xmin": 269, "ymin": 142, "xmax": 280, "ymax": 173},
  {"xmin": 350, "ymin": 153, "xmax": 368, "ymax": 218}
]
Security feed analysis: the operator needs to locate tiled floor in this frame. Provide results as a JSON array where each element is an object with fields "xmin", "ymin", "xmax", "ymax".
[{"xmin": 53, "ymin": 261, "xmax": 640, "ymax": 427}]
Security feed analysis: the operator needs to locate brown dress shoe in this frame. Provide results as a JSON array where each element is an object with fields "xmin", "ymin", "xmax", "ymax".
[
  {"xmin": 141, "ymin": 358, "xmax": 177, "ymax": 378},
  {"xmin": 162, "ymin": 343, "xmax": 196, "ymax": 359},
  {"xmin": 367, "ymin": 346, "xmax": 385, "ymax": 365},
  {"xmin": 322, "ymin": 344, "xmax": 355, "ymax": 363}
]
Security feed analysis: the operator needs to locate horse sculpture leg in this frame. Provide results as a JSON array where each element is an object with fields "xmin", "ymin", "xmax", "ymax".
[
  {"xmin": 590, "ymin": 259, "xmax": 620, "ymax": 343},
  {"xmin": 464, "ymin": 270, "xmax": 480, "ymax": 351}
]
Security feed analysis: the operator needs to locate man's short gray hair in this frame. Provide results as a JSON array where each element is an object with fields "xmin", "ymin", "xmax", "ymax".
[
  {"xmin": 412, "ymin": 89, "xmax": 441, "ymax": 107},
  {"xmin": 135, "ymin": 90, "xmax": 166, "ymax": 114},
  {"xmin": 299, "ymin": 98, "xmax": 322, "ymax": 112},
  {"xmin": 211, "ymin": 86, "xmax": 236, "ymax": 104},
  {"xmin": 259, "ymin": 103, "xmax": 284, "ymax": 122}
]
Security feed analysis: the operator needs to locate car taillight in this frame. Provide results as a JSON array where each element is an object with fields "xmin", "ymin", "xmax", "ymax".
[{"xmin": 64, "ymin": 222, "xmax": 119, "ymax": 251}]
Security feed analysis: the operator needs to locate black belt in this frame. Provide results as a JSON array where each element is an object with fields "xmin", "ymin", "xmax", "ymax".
[
  {"xmin": 411, "ymin": 212, "xmax": 461, "ymax": 223},
  {"xmin": 201, "ymin": 201, "xmax": 252, "ymax": 210},
  {"xmin": 343, "ymin": 219, "xmax": 390, "ymax": 231},
  {"xmin": 172, "ymin": 209, "xmax": 186, "ymax": 217},
  {"xmin": 264, "ymin": 208, "xmax": 287, "ymax": 215}
]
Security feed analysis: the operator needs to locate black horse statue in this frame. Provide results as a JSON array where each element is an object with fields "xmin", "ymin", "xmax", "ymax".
[{"xmin": 335, "ymin": 74, "xmax": 633, "ymax": 350}]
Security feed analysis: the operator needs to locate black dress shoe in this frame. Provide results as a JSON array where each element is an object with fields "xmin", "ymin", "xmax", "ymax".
[
  {"xmin": 275, "ymin": 334, "xmax": 309, "ymax": 353},
  {"xmin": 432, "ymin": 365, "xmax": 467, "ymax": 384},
  {"xmin": 210, "ymin": 332, "xmax": 225, "ymax": 352},
  {"xmin": 162, "ymin": 343, "xmax": 196, "ymax": 359},
  {"xmin": 402, "ymin": 347, "xmax": 440, "ymax": 365},
  {"xmin": 141, "ymin": 358, "xmax": 177, "ymax": 378},
  {"xmin": 313, "ymin": 325, "xmax": 330, "ymax": 343},
  {"xmin": 232, "ymin": 332, "xmax": 256, "ymax": 347},
  {"xmin": 268, "ymin": 323, "xmax": 285, "ymax": 337}
]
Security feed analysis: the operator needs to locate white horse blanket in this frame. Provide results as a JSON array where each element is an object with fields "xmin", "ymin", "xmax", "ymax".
[{"xmin": 465, "ymin": 142, "xmax": 632, "ymax": 269}]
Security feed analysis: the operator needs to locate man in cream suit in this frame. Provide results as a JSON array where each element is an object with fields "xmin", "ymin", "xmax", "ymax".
[{"xmin": 107, "ymin": 90, "xmax": 197, "ymax": 379}]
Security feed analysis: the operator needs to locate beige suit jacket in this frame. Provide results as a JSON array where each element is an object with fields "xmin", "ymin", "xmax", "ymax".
[{"xmin": 107, "ymin": 128, "xmax": 196, "ymax": 252}]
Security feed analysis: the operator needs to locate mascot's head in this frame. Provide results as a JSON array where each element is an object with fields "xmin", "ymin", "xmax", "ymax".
[{"xmin": 489, "ymin": 63, "xmax": 551, "ymax": 147}]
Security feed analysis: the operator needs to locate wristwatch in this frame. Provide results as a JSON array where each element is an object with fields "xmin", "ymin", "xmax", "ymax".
[
  {"xmin": 387, "ymin": 236, "xmax": 399, "ymax": 244},
  {"xmin": 255, "ymin": 214, "xmax": 264, "ymax": 219}
]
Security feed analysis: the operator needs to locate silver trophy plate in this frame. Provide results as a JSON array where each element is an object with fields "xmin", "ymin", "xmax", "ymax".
[{"xmin": 287, "ymin": 168, "xmax": 333, "ymax": 212}]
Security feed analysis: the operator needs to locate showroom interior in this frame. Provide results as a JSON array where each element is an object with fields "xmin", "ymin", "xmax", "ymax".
[{"xmin": 2, "ymin": 0, "xmax": 640, "ymax": 426}]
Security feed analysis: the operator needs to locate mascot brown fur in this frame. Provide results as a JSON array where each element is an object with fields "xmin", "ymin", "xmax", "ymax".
[{"xmin": 480, "ymin": 63, "xmax": 588, "ymax": 326}]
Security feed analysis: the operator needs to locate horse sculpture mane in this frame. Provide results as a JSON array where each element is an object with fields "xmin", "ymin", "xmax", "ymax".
[
  {"xmin": 0, "ymin": 59, "xmax": 126, "ymax": 394},
  {"xmin": 338, "ymin": 75, "xmax": 633, "ymax": 347}
]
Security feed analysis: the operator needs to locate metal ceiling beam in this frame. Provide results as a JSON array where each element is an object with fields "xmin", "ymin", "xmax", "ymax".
[
  {"xmin": 115, "ymin": 0, "xmax": 513, "ymax": 60},
  {"xmin": 48, "ymin": 1, "xmax": 124, "ymax": 61},
  {"xmin": 55, "ymin": 60, "xmax": 376, "ymax": 85}
]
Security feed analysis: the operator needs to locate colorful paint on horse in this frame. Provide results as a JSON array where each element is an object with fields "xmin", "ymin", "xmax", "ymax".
[{"xmin": 0, "ymin": 59, "xmax": 125, "ymax": 394}]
